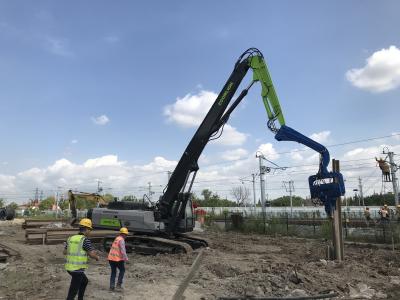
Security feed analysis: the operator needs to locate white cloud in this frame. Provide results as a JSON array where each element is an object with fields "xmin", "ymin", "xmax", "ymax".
[
  {"xmin": 309, "ymin": 131, "xmax": 331, "ymax": 144},
  {"xmin": 140, "ymin": 156, "xmax": 177, "ymax": 172},
  {"xmin": 84, "ymin": 155, "xmax": 124, "ymax": 168},
  {"xmin": 3, "ymin": 139, "xmax": 400, "ymax": 204},
  {"xmin": 91, "ymin": 115, "xmax": 110, "ymax": 125},
  {"xmin": 221, "ymin": 148, "xmax": 248, "ymax": 161},
  {"xmin": 346, "ymin": 45, "xmax": 400, "ymax": 92},
  {"xmin": 71, "ymin": 139, "xmax": 78, "ymax": 144},
  {"xmin": 164, "ymin": 90, "xmax": 216, "ymax": 127},
  {"xmin": 164, "ymin": 90, "xmax": 247, "ymax": 146},
  {"xmin": 289, "ymin": 149, "xmax": 304, "ymax": 162},
  {"xmin": 211, "ymin": 124, "xmax": 247, "ymax": 146},
  {"xmin": 392, "ymin": 132, "xmax": 400, "ymax": 141},
  {"xmin": 0, "ymin": 174, "xmax": 16, "ymax": 191},
  {"xmin": 49, "ymin": 158, "xmax": 75, "ymax": 172},
  {"xmin": 44, "ymin": 36, "xmax": 73, "ymax": 57},
  {"xmin": 257, "ymin": 143, "xmax": 280, "ymax": 160}
]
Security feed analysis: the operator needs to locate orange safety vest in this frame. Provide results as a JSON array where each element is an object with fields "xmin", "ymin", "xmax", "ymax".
[{"xmin": 108, "ymin": 236, "xmax": 124, "ymax": 261}]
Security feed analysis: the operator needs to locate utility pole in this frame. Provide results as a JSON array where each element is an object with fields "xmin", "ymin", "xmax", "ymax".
[
  {"xmin": 252, "ymin": 173, "xmax": 256, "ymax": 213},
  {"xmin": 97, "ymin": 180, "xmax": 103, "ymax": 194},
  {"xmin": 358, "ymin": 177, "xmax": 364, "ymax": 206},
  {"xmin": 283, "ymin": 180, "xmax": 295, "ymax": 216},
  {"xmin": 385, "ymin": 150, "xmax": 399, "ymax": 206},
  {"xmin": 148, "ymin": 182, "xmax": 153, "ymax": 201},
  {"xmin": 34, "ymin": 187, "xmax": 39, "ymax": 206},
  {"xmin": 256, "ymin": 152, "xmax": 267, "ymax": 215},
  {"xmin": 54, "ymin": 188, "xmax": 59, "ymax": 218}
]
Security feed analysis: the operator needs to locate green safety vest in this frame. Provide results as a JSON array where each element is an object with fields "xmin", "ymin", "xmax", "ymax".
[{"xmin": 65, "ymin": 234, "xmax": 88, "ymax": 271}]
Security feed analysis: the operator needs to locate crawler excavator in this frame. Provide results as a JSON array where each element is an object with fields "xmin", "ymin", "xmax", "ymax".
[{"xmin": 90, "ymin": 48, "xmax": 345, "ymax": 254}]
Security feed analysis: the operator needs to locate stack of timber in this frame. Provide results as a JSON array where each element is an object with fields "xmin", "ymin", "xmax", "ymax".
[
  {"xmin": 25, "ymin": 228, "xmax": 118, "ymax": 245},
  {"xmin": 0, "ymin": 243, "xmax": 20, "ymax": 262},
  {"xmin": 22, "ymin": 218, "xmax": 69, "ymax": 229}
]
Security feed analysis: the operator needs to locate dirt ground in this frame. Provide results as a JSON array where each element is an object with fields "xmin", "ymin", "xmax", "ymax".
[{"xmin": 1, "ymin": 220, "xmax": 400, "ymax": 300}]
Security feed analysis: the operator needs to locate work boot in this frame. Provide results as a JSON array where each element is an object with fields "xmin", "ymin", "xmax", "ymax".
[
  {"xmin": 109, "ymin": 286, "xmax": 115, "ymax": 292},
  {"xmin": 115, "ymin": 284, "xmax": 123, "ymax": 292}
]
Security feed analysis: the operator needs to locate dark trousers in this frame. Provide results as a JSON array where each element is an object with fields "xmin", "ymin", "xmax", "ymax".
[
  {"xmin": 109, "ymin": 260, "xmax": 125, "ymax": 288},
  {"xmin": 66, "ymin": 271, "xmax": 88, "ymax": 300}
]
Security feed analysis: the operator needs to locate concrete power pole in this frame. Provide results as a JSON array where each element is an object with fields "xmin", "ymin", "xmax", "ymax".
[
  {"xmin": 283, "ymin": 180, "xmax": 295, "ymax": 216},
  {"xmin": 358, "ymin": 177, "xmax": 364, "ymax": 206},
  {"xmin": 148, "ymin": 182, "xmax": 153, "ymax": 201},
  {"xmin": 252, "ymin": 173, "xmax": 256, "ymax": 212},
  {"xmin": 97, "ymin": 180, "xmax": 103, "ymax": 194},
  {"xmin": 387, "ymin": 151, "xmax": 399, "ymax": 206},
  {"xmin": 257, "ymin": 154, "xmax": 266, "ymax": 214}
]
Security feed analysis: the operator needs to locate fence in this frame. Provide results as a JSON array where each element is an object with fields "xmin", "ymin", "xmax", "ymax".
[
  {"xmin": 200, "ymin": 206, "xmax": 392, "ymax": 219},
  {"xmin": 201, "ymin": 207, "xmax": 400, "ymax": 245}
]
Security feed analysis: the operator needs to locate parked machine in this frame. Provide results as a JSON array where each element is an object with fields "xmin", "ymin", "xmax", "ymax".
[
  {"xmin": 90, "ymin": 48, "xmax": 345, "ymax": 254},
  {"xmin": 0, "ymin": 206, "xmax": 15, "ymax": 221},
  {"xmin": 68, "ymin": 190, "xmax": 107, "ymax": 226}
]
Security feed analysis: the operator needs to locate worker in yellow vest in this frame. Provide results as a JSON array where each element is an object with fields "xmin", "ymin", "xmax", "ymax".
[
  {"xmin": 108, "ymin": 227, "xmax": 129, "ymax": 291},
  {"xmin": 64, "ymin": 218, "xmax": 99, "ymax": 300}
]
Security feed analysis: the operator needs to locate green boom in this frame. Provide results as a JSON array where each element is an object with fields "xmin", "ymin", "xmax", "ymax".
[{"xmin": 250, "ymin": 55, "xmax": 286, "ymax": 127}]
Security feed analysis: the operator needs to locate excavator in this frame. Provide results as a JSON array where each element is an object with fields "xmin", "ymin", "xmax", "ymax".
[
  {"xmin": 89, "ymin": 48, "xmax": 345, "ymax": 254},
  {"xmin": 68, "ymin": 190, "xmax": 108, "ymax": 226}
]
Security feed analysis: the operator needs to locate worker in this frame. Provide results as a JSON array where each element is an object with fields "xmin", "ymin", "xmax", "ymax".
[
  {"xmin": 376, "ymin": 157, "xmax": 391, "ymax": 182},
  {"xmin": 364, "ymin": 207, "xmax": 371, "ymax": 222},
  {"xmin": 108, "ymin": 227, "xmax": 129, "ymax": 291},
  {"xmin": 64, "ymin": 218, "xmax": 99, "ymax": 300},
  {"xmin": 379, "ymin": 205, "xmax": 390, "ymax": 223},
  {"xmin": 396, "ymin": 205, "xmax": 400, "ymax": 222}
]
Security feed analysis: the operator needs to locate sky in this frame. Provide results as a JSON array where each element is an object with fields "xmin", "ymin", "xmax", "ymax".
[{"xmin": 0, "ymin": 1, "xmax": 400, "ymax": 205}]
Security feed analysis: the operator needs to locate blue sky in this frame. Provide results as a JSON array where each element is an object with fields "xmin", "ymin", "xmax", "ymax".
[{"xmin": 0, "ymin": 1, "xmax": 400, "ymax": 203}]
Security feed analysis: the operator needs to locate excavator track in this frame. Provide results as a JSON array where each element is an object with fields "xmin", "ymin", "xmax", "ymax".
[
  {"xmin": 176, "ymin": 233, "xmax": 209, "ymax": 249},
  {"xmin": 103, "ymin": 235, "xmax": 193, "ymax": 255}
]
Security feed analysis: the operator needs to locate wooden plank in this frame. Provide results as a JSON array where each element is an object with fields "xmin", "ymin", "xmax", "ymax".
[
  {"xmin": 172, "ymin": 249, "xmax": 205, "ymax": 300},
  {"xmin": 332, "ymin": 159, "xmax": 344, "ymax": 261}
]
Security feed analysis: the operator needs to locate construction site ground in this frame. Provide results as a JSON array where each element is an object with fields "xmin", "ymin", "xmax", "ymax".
[{"xmin": 1, "ymin": 219, "xmax": 400, "ymax": 299}]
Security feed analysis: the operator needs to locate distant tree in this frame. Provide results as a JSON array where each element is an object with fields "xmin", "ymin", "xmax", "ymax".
[
  {"xmin": 58, "ymin": 198, "xmax": 69, "ymax": 210},
  {"xmin": 7, "ymin": 202, "xmax": 18, "ymax": 210},
  {"xmin": 230, "ymin": 186, "xmax": 250, "ymax": 206},
  {"xmin": 358, "ymin": 192, "xmax": 397, "ymax": 206},
  {"xmin": 39, "ymin": 197, "xmax": 55, "ymax": 210},
  {"xmin": 201, "ymin": 189, "xmax": 212, "ymax": 202},
  {"xmin": 271, "ymin": 196, "xmax": 304, "ymax": 207},
  {"xmin": 195, "ymin": 189, "xmax": 236, "ymax": 207},
  {"xmin": 0, "ymin": 198, "xmax": 5, "ymax": 207},
  {"xmin": 103, "ymin": 193, "xmax": 115, "ymax": 203}
]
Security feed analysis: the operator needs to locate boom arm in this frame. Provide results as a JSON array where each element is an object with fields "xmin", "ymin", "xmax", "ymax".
[{"xmin": 158, "ymin": 48, "xmax": 345, "ymax": 234}]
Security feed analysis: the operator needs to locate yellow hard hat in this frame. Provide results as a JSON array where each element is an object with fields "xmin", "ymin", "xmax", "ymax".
[
  {"xmin": 120, "ymin": 227, "xmax": 129, "ymax": 235},
  {"xmin": 79, "ymin": 218, "xmax": 93, "ymax": 229}
]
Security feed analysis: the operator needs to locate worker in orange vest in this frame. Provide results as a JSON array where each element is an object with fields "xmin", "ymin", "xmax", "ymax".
[{"xmin": 108, "ymin": 227, "xmax": 129, "ymax": 291}]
